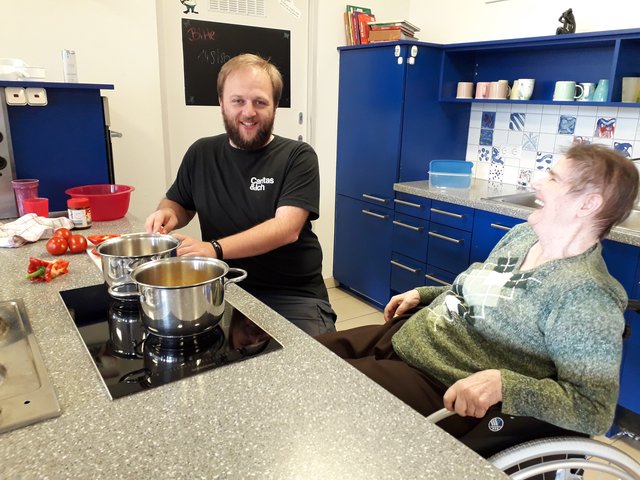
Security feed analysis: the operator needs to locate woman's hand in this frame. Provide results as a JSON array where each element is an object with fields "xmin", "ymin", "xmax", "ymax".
[
  {"xmin": 173, "ymin": 233, "xmax": 215, "ymax": 257},
  {"xmin": 383, "ymin": 289, "xmax": 421, "ymax": 322},
  {"xmin": 443, "ymin": 369, "xmax": 502, "ymax": 418}
]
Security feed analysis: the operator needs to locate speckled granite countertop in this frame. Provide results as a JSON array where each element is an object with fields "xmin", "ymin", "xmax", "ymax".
[
  {"xmin": 394, "ymin": 179, "xmax": 640, "ymax": 246},
  {"xmin": 0, "ymin": 216, "xmax": 506, "ymax": 479}
]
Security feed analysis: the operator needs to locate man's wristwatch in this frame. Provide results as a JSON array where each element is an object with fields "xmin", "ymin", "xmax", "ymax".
[{"xmin": 210, "ymin": 239, "xmax": 224, "ymax": 260}]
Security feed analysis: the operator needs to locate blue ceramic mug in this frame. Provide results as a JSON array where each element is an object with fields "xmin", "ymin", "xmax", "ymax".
[{"xmin": 592, "ymin": 79, "xmax": 609, "ymax": 102}]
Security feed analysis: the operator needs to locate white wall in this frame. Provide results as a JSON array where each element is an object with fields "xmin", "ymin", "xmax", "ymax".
[
  {"xmin": 410, "ymin": 0, "xmax": 640, "ymax": 44},
  {"xmin": 0, "ymin": 0, "xmax": 167, "ymax": 223}
]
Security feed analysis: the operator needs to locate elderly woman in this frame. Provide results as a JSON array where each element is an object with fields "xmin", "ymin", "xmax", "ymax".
[{"xmin": 318, "ymin": 144, "xmax": 639, "ymax": 436}]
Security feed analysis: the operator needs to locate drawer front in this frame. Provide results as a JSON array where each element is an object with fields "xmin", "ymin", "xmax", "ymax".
[
  {"xmin": 430, "ymin": 199, "xmax": 475, "ymax": 231},
  {"xmin": 427, "ymin": 223, "xmax": 472, "ymax": 274},
  {"xmin": 394, "ymin": 192, "xmax": 431, "ymax": 220},
  {"xmin": 470, "ymin": 210, "xmax": 525, "ymax": 264},
  {"xmin": 391, "ymin": 253, "xmax": 426, "ymax": 294},
  {"xmin": 424, "ymin": 264, "xmax": 456, "ymax": 287},
  {"xmin": 392, "ymin": 212, "xmax": 428, "ymax": 262}
]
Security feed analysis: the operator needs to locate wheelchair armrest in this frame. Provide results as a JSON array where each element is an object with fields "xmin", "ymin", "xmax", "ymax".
[{"xmin": 426, "ymin": 408, "xmax": 455, "ymax": 424}]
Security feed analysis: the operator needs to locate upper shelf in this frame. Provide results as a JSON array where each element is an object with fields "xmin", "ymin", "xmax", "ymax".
[{"xmin": 439, "ymin": 28, "xmax": 640, "ymax": 106}]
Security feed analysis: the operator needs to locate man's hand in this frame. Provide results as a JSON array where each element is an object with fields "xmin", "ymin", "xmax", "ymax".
[
  {"xmin": 173, "ymin": 233, "xmax": 216, "ymax": 257},
  {"xmin": 145, "ymin": 208, "xmax": 179, "ymax": 234},
  {"xmin": 443, "ymin": 369, "xmax": 502, "ymax": 418},
  {"xmin": 383, "ymin": 289, "xmax": 421, "ymax": 322}
]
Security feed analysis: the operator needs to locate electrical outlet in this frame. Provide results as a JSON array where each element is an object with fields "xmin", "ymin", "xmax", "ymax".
[
  {"xmin": 5, "ymin": 87, "xmax": 27, "ymax": 106},
  {"xmin": 26, "ymin": 88, "xmax": 47, "ymax": 106}
]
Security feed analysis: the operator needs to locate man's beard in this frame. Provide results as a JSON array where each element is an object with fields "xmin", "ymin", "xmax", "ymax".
[{"xmin": 222, "ymin": 112, "xmax": 275, "ymax": 151}]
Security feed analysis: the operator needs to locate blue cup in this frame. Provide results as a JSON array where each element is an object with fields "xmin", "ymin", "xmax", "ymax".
[{"xmin": 592, "ymin": 79, "xmax": 609, "ymax": 102}]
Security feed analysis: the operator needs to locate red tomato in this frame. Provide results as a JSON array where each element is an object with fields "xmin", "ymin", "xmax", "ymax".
[
  {"xmin": 46, "ymin": 236, "xmax": 68, "ymax": 255},
  {"xmin": 68, "ymin": 234, "xmax": 88, "ymax": 254},
  {"xmin": 87, "ymin": 234, "xmax": 119, "ymax": 246},
  {"xmin": 53, "ymin": 228, "xmax": 73, "ymax": 241}
]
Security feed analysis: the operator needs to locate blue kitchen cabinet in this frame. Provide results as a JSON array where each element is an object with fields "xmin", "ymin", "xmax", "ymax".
[
  {"xmin": 1, "ymin": 80, "xmax": 115, "ymax": 213},
  {"xmin": 424, "ymin": 264, "xmax": 457, "ymax": 287},
  {"xmin": 619, "ymin": 310, "xmax": 640, "ymax": 417},
  {"xmin": 394, "ymin": 192, "xmax": 431, "ymax": 219},
  {"xmin": 334, "ymin": 194, "xmax": 393, "ymax": 308},
  {"xmin": 334, "ymin": 43, "xmax": 466, "ymax": 303},
  {"xmin": 392, "ymin": 211, "xmax": 429, "ymax": 262},
  {"xmin": 470, "ymin": 210, "xmax": 526, "ymax": 264},
  {"xmin": 390, "ymin": 193, "xmax": 431, "ymax": 294},
  {"xmin": 426, "ymin": 200, "xmax": 474, "ymax": 278},
  {"xmin": 335, "ymin": 45, "xmax": 405, "ymax": 208},
  {"xmin": 601, "ymin": 239, "xmax": 640, "ymax": 297},
  {"xmin": 391, "ymin": 252, "xmax": 426, "ymax": 294}
]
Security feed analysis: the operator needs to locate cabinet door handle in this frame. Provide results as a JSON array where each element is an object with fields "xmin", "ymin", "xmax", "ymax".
[
  {"xmin": 428, "ymin": 231, "xmax": 463, "ymax": 244},
  {"xmin": 393, "ymin": 220, "xmax": 423, "ymax": 232},
  {"xmin": 362, "ymin": 194, "xmax": 389, "ymax": 204},
  {"xmin": 361, "ymin": 210, "xmax": 388, "ymax": 220},
  {"xmin": 430, "ymin": 207, "xmax": 463, "ymax": 219},
  {"xmin": 490, "ymin": 223, "xmax": 512, "ymax": 232},
  {"xmin": 391, "ymin": 260, "xmax": 421, "ymax": 274},
  {"xmin": 425, "ymin": 274, "xmax": 450, "ymax": 286},
  {"xmin": 394, "ymin": 199, "xmax": 422, "ymax": 209}
]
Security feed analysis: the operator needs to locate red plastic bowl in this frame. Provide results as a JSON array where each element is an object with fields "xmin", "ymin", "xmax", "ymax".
[{"xmin": 65, "ymin": 184, "xmax": 134, "ymax": 221}]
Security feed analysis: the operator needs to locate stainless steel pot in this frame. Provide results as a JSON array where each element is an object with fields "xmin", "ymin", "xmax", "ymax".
[
  {"xmin": 96, "ymin": 233, "xmax": 180, "ymax": 298},
  {"xmin": 131, "ymin": 256, "xmax": 247, "ymax": 337}
]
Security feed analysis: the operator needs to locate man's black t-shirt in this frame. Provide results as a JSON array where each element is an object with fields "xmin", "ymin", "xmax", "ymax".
[{"xmin": 166, "ymin": 134, "xmax": 328, "ymax": 300}]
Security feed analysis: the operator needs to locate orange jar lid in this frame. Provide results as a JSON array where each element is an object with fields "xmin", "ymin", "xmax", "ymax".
[{"xmin": 67, "ymin": 197, "xmax": 90, "ymax": 208}]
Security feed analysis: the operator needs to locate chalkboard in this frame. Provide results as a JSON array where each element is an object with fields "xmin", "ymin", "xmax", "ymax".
[{"xmin": 182, "ymin": 19, "xmax": 291, "ymax": 107}]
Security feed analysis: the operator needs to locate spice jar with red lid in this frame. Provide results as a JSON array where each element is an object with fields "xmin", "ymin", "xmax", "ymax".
[{"xmin": 67, "ymin": 197, "xmax": 92, "ymax": 229}]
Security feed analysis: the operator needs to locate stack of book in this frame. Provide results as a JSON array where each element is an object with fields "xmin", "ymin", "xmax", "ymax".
[
  {"xmin": 343, "ymin": 5, "xmax": 376, "ymax": 45},
  {"xmin": 367, "ymin": 20, "xmax": 420, "ymax": 42}
]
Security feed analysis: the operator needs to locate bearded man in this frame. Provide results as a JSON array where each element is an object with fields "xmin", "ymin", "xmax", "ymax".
[{"xmin": 146, "ymin": 54, "xmax": 336, "ymax": 335}]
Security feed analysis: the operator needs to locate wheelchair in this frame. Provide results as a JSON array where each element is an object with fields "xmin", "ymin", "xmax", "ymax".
[
  {"xmin": 428, "ymin": 407, "xmax": 640, "ymax": 479},
  {"xmin": 424, "ymin": 300, "xmax": 640, "ymax": 479}
]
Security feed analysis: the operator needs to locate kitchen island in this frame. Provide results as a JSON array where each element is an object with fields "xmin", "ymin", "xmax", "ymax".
[{"xmin": 0, "ymin": 216, "xmax": 506, "ymax": 479}]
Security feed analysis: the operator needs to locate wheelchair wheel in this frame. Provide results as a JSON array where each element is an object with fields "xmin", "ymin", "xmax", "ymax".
[{"xmin": 489, "ymin": 436, "xmax": 640, "ymax": 480}]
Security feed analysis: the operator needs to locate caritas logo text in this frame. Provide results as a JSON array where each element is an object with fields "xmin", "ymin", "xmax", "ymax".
[{"xmin": 250, "ymin": 177, "xmax": 274, "ymax": 191}]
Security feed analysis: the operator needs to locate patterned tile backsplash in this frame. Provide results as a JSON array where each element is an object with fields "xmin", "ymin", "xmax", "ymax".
[{"xmin": 465, "ymin": 103, "xmax": 640, "ymax": 187}]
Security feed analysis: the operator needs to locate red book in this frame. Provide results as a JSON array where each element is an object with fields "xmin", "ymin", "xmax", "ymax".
[{"xmin": 356, "ymin": 12, "xmax": 376, "ymax": 44}]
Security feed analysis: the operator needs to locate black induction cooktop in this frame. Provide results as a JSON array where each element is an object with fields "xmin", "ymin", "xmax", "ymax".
[{"xmin": 59, "ymin": 283, "xmax": 282, "ymax": 399}]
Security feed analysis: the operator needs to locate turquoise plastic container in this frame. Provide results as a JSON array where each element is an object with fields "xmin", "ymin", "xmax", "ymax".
[{"xmin": 428, "ymin": 160, "xmax": 473, "ymax": 189}]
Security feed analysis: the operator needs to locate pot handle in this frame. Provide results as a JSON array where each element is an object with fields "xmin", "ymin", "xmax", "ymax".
[{"xmin": 224, "ymin": 268, "xmax": 247, "ymax": 286}]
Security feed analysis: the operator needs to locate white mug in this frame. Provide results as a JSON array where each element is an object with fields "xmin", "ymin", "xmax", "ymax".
[
  {"xmin": 577, "ymin": 82, "xmax": 596, "ymax": 102},
  {"xmin": 553, "ymin": 81, "xmax": 583, "ymax": 101},
  {"xmin": 517, "ymin": 79, "xmax": 535, "ymax": 100}
]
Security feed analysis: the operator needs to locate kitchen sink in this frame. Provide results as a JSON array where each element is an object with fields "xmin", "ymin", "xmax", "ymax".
[
  {"xmin": 484, "ymin": 192, "xmax": 640, "ymax": 231},
  {"xmin": 482, "ymin": 192, "xmax": 540, "ymax": 210}
]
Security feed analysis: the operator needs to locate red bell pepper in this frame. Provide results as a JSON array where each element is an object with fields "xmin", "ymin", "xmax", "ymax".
[
  {"xmin": 26, "ymin": 257, "xmax": 70, "ymax": 283},
  {"xmin": 87, "ymin": 234, "xmax": 119, "ymax": 246}
]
